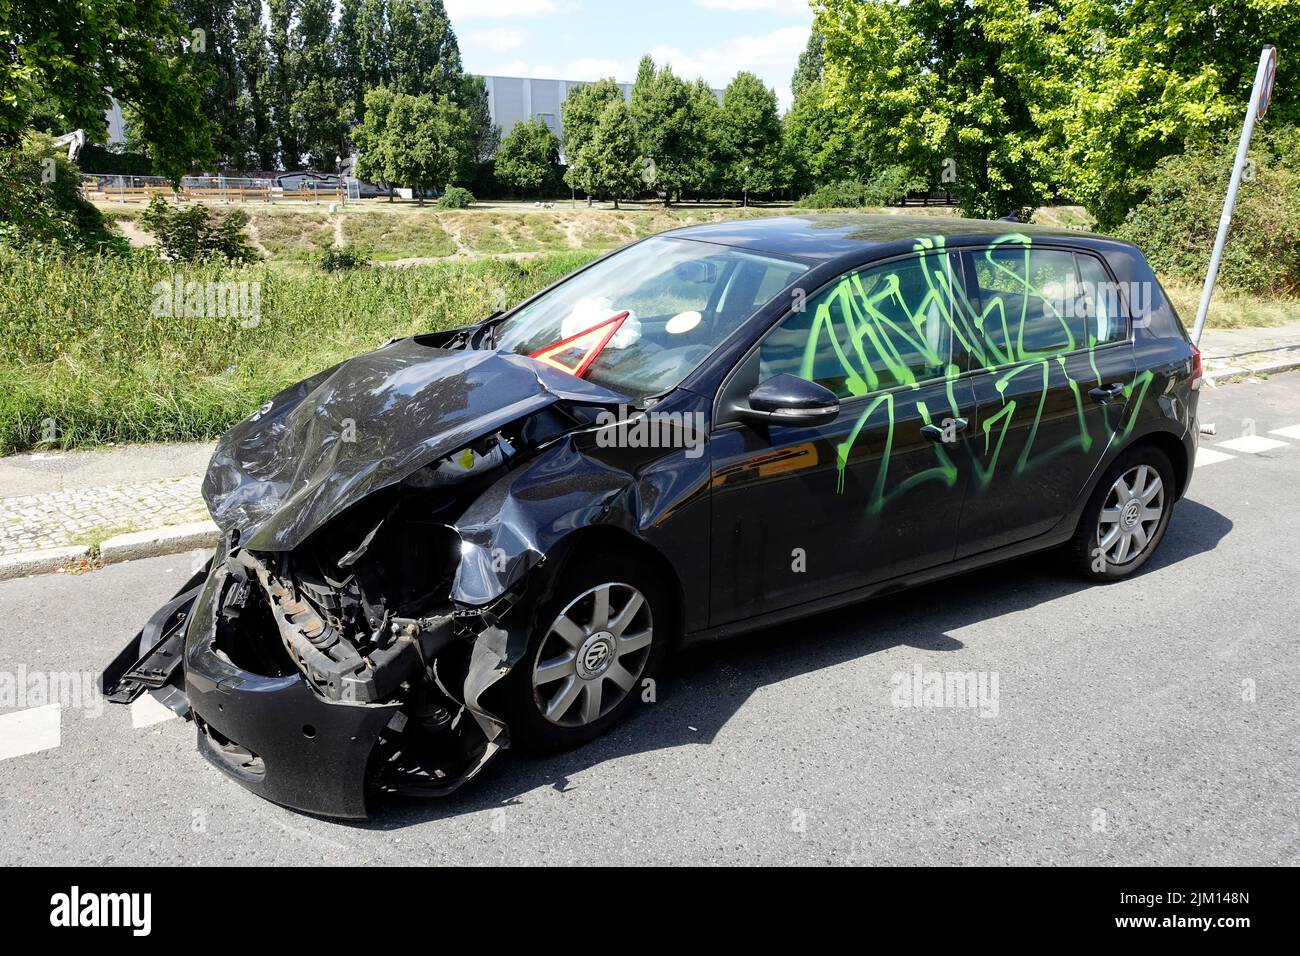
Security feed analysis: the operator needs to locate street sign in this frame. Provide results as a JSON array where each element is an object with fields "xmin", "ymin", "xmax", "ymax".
[{"xmin": 1258, "ymin": 45, "xmax": 1277, "ymax": 118}]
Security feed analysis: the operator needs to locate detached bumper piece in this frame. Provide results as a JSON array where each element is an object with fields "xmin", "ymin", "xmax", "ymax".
[{"xmin": 101, "ymin": 567, "xmax": 208, "ymax": 717}]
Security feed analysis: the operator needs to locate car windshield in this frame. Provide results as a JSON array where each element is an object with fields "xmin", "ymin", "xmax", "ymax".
[{"xmin": 493, "ymin": 236, "xmax": 810, "ymax": 401}]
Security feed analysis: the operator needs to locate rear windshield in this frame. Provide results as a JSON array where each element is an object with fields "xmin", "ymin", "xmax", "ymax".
[{"xmin": 494, "ymin": 236, "xmax": 809, "ymax": 401}]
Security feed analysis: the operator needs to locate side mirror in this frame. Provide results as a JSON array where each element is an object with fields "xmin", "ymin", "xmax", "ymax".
[{"xmin": 737, "ymin": 373, "xmax": 840, "ymax": 428}]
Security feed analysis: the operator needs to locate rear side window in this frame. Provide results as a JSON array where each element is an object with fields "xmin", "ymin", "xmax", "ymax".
[
  {"xmin": 1075, "ymin": 252, "xmax": 1128, "ymax": 345},
  {"xmin": 758, "ymin": 252, "xmax": 955, "ymax": 398}
]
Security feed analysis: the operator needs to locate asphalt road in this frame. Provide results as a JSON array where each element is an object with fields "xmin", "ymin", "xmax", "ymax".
[{"xmin": 2, "ymin": 373, "xmax": 1298, "ymax": 866}]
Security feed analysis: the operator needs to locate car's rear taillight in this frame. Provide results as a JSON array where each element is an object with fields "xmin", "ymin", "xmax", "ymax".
[{"xmin": 1189, "ymin": 343, "xmax": 1203, "ymax": 390}]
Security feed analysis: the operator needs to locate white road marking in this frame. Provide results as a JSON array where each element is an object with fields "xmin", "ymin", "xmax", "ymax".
[
  {"xmin": 130, "ymin": 694, "xmax": 178, "ymax": 729},
  {"xmin": 1216, "ymin": 435, "xmax": 1290, "ymax": 454},
  {"xmin": 0, "ymin": 704, "xmax": 62, "ymax": 761},
  {"xmin": 1268, "ymin": 424, "xmax": 1300, "ymax": 441},
  {"xmin": 1195, "ymin": 448, "xmax": 1236, "ymax": 467}
]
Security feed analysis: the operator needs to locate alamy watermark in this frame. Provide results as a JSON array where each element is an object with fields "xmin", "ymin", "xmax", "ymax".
[
  {"xmin": 890, "ymin": 663, "xmax": 1000, "ymax": 718},
  {"xmin": 594, "ymin": 405, "xmax": 706, "ymax": 459},
  {"xmin": 151, "ymin": 277, "xmax": 261, "ymax": 328},
  {"xmin": 0, "ymin": 666, "xmax": 103, "ymax": 718}
]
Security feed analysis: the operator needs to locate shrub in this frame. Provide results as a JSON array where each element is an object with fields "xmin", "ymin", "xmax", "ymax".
[
  {"xmin": 319, "ymin": 245, "xmax": 370, "ymax": 271},
  {"xmin": 139, "ymin": 195, "xmax": 258, "ymax": 263},
  {"xmin": 0, "ymin": 132, "xmax": 124, "ymax": 254},
  {"xmin": 1115, "ymin": 130, "xmax": 1300, "ymax": 296},
  {"xmin": 437, "ymin": 185, "xmax": 475, "ymax": 209},
  {"xmin": 796, "ymin": 165, "xmax": 923, "ymax": 209}
]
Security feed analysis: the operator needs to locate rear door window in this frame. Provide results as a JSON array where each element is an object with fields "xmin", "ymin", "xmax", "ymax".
[{"xmin": 970, "ymin": 245, "xmax": 1082, "ymax": 362}]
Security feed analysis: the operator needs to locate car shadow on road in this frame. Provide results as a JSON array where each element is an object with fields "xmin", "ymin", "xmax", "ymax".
[{"xmin": 356, "ymin": 496, "xmax": 1232, "ymax": 829}]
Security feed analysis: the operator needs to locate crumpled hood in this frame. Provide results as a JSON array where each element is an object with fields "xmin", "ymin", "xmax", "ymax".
[{"xmin": 202, "ymin": 338, "xmax": 624, "ymax": 551}]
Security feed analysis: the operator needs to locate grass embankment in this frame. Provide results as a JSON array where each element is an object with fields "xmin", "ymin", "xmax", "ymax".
[{"xmin": 0, "ymin": 247, "xmax": 597, "ymax": 453}]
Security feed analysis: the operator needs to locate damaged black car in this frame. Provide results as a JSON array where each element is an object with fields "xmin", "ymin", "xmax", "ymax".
[{"xmin": 103, "ymin": 215, "xmax": 1200, "ymax": 818}]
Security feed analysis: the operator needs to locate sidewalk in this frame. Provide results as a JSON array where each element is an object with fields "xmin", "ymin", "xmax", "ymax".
[
  {"xmin": 0, "ymin": 441, "xmax": 218, "ymax": 578},
  {"xmin": 2, "ymin": 321, "xmax": 1299, "ymax": 578}
]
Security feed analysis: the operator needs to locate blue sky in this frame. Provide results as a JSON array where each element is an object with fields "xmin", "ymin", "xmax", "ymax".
[{"xmin": 445, "ymin": 0, "xmax": 814, "ymax": 110}]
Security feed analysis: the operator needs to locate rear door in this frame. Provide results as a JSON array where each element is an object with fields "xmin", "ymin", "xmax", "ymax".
[
  {"xmin": 952, "ymin": 240, "xmax": 1137, "ymax": 556},
  {"xmin": 708, "ymin": 249, "xmax": 977, "ymax": 624}
]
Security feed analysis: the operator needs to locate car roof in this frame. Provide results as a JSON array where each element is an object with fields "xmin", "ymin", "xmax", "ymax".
[{"xmin": 659, "ymin": 212, "xmax": 1130, "ymax": 266}]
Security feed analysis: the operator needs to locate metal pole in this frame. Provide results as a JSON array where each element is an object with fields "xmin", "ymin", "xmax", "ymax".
[{"xmin": 1191, "ymin": 45, "xmax": 1277, "ymax": 344}]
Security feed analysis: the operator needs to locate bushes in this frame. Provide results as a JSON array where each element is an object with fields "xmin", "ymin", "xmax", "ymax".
[
  {"xmin": 319, "ymin": 246, "xmax": 369, "ymax": 271},
  {"xmin": 796, "ymin": 165, "xmax": 924, "ymax": 209},
  {"xmin": 139, "ymin": 196, "xmax": 259, "ymax": 263},
  {"xmin": 437, "ymin": 185, "xmax": 475, "ymax": 209},
  {"xmin": 1115, "ymin": 131, "xmax": 1300, "ymax": 297},
  {"xmin": 0, "ymin": 247, "xmax": 598, "ymax": 452},
  {"xmin": 0, "ymin": 133, "xmax": 124, "ymax": 254}
]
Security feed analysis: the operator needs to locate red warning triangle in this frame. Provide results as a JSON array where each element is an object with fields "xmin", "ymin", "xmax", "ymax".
[{"xmin": 529, "ymin": 311, "xmax": 629, "ymax": 378}]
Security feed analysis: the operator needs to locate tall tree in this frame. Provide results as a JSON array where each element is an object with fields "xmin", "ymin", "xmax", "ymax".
[
  {"xmin": 354, "ymin": 87, "xmax": 471, "ymax": 202},
  {"xmin": 560, "ymin": 78, "xmax": 628, "ymax": 178},
  {"xmin": 0, "ymin": 0, "xmax": 215, "ymax": 180},
  {"xmin": 266, "ymin": 0, "xmax": 301, "ymax": 168},
  {"xmin": 293, "ymin": 0, "xmax": 349, "ymax": 171},
  {"xmin": 233, "ymin": 0, "xmax": 276, "ymax": 170},
  {"xmin": 495, "ymin": 117, "xmax": 562, "ymax": 197},
  {"xmin": 817, "ymin": 0, "xmax": 1053, "ymax": 219},
  {"xmin": 629, "ymin": 57, "xmax": 711, "ymax": 204},
  {"xmin": 387, "ymin": 0, "xmax": 463, "ymax": 99},
  {"xmin": 175, "ymin": 0, "xmax": 253, "ymax": 170},
  {"xmin": 716, "ymin": 72, "xmax": 787, "ymax": 198},
  {"xmin": 579, "ymin": 97, "xmax": 642, "ymax": 208}
]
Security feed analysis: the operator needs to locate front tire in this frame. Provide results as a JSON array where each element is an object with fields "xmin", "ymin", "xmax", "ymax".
[
  {"xmin": 1068, "ymin": 444, "xmax": 1175, "ymax": 581},
  {"xmin": 498, "ymin": 553, "xmax": 670, "ymax": 752}
]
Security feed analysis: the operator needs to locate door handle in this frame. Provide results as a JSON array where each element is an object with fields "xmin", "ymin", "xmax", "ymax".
[
  {"xmin": 920, "ymin": 417, "xmax": 969, "ymax": 443},
  {"xmin": 1089, "ymin": 383, "xmax": 1126, "ymax": 404}
]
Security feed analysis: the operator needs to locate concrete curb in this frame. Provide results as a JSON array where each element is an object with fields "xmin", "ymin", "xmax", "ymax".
[
  {"xmin": 0, "ymin": 545, "xmax": 92, "ymax": 581},
  {"xmin": 98, "ymin": 521, "xmax": 221, "ymax": 565}
]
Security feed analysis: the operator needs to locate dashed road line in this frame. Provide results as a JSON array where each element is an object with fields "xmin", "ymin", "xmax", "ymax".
[
  {"xmin": 131, "ymin": 694, "xmax": 179, "ymax": 729},
  {"xmin": 1268, "ymin": 424, "xmax": 1300, "ymax": 441},
  {"xmin": 1195, "ymin": 448, "xmax": 1236, "ymax": 467},
  {"xmin": 1217, "ymin": 435, "xmax": 1291, "ymax": 454},
  {"xmin": 0, "ymin": 703, "xmax": 61, "ymax": 761}
]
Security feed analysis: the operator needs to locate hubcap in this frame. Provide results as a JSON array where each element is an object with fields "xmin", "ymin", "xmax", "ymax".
[
  {"xmin": 1097, "ymin": 464, "xmax": 1164, "ymax": 566},
  {"xmin": 531, "ymin": 582, "xmax": 653, "ymax": 727}
]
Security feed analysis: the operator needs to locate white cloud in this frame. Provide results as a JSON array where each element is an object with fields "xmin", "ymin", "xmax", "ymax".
[
  {"xmin": 692, "ymin": 0, "xmax": 812, "ymax": 14},
  {"xmin": 445, "ymin": 0, "xmax": 559, "ymax": 20},
  {"xmin": 474, "ymin": 25, "xmax": 810, "ymax": 110},
  {"xmin": 463, "ymin": 27, "xmax": 526, "ymax": 52}
]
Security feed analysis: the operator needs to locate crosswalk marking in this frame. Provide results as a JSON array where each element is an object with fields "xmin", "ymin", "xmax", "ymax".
[
  {"xmin": 0, "ymin": 703, "xmax": 61, "ymax": 761},
  {"xmin": 1216, "ymin": 435, "xmax": 1290, "ymax": 454},
  {"xmin": 1268, "ymin": 424, "xmax": 1300, "ymax": 440},
  {"xmin": 1195, "ymin": 448, "xmax": 1236, "ymax": 467},
  {"xmin": 130, "ymin": 694, "xmax": 179, "ymax": 728}
]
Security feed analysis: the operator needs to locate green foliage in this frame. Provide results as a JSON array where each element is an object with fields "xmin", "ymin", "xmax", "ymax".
[
  {"xmin": 437, "ymin": 185, "xmax": 474, "ymax": 208},
  {"xmin": 319, "ymin": 245, "xmax": 370, "ymax": 271},
  {"xmin": 818, "ymin": 0, "xmax": 1053, "ymax": 219},
  {"xmin": 0, "ymin": 247, "xmax": 599, "ymax": 452},
  {"xmin": 716, "ymin": 72, "xmax": 787, "ymax": 196},
  {"xmin": 1115, "ymin": 131, "xmax": 1300, "ymax": 296},
  {"xmin": 0, "ymin": 133, "xmax": 123, "ymax": 253},
  {"xmin": 354, "ymin": 86, "xmax": 472, "ymax": 202},
  {"xmin": 795, "ymin": 167, "xmax": 924, "ymax": 209},
  {"xmin": 139, "ymin": 196, "xmax": 258, "ymax": 263},
  {"xmin": 563, "ymin": 84, "xmax": 643, "ymax": 207},
  {"xmin": 495, "ymin": 118, "xmax": 563, "ymax": 197},
  {"xmin": 0, "ymin": 0, "xmax": 216, "ymax": 180},
  {"xmin": 630, "ymin": 57, "xmax": 714, "ymax": 202}
]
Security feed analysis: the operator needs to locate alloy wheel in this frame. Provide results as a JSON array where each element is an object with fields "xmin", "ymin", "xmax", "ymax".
[
  {"xmin": 531, "ymin": 582, "xmax": 654, "ymax": 727},
  {"xmin": 1096, "ymin": 464, "xmax": 1165, "ymax": 566}
]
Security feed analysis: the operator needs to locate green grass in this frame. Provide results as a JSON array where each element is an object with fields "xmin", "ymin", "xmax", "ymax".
[
  {"xmin": 341, "ymin": 211, "xmax": 456, "ymax": 259},
  {"xmin": 247, "ymin": 210, "xmax": 336, "ymax": 259},
  {"xmin": 0, "ymin": 246, "xmax": 597, "ymax": 453}
]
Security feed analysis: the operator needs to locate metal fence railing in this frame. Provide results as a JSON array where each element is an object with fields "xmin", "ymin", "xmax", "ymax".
[{"xmin": 81, "ymin": 174, "xmax": 350, "ymax": 205}]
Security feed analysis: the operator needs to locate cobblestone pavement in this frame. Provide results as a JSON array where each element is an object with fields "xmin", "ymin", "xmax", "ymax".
[{"xmin": 0, "ymin": 476, "xmax": 208, "ymax": 556}]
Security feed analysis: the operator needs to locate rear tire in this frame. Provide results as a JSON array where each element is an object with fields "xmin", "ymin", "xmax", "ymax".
[
  {"xmin": 1068, "ymin": 444, "xmax": 1175, "ymax": 581},
  {"xmin": 498, "ymin": 552, "xmax": 671, "ymax": 753}
]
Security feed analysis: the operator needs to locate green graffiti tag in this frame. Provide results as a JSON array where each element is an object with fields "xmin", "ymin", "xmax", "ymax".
[{"xmin": 776, "ymin": 234, "xmax": 1137, "ymax": 509}]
